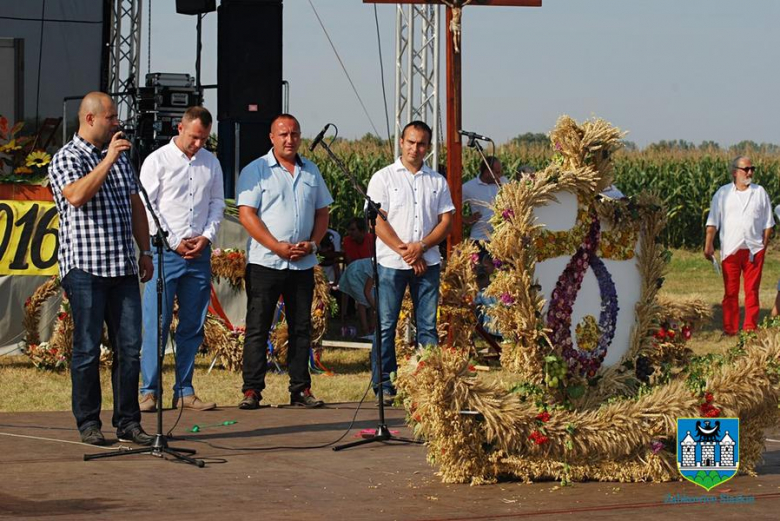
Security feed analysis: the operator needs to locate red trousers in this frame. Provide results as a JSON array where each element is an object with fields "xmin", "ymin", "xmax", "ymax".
[{"xmin": 721, "ymin": 248, "xmax": 765, "ymax": 335}]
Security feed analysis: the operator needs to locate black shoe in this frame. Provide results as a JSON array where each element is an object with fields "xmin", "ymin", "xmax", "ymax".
[
  {"xmin": 290, "ymin": 389, "xmax": 324, "ymax": 408},
  {"xmin": 239, "ymin": 390, "xmax": 261, "ymax": 410},
  {"xmin": 116, "ymin": 424, "xmax": 154, "ymax": 446},
  {"xmin": 80, "ymin": 426, "xmax": 107, "ymax": 446}
]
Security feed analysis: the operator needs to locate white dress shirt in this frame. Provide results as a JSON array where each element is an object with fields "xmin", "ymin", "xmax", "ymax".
[
  {"xmin": 462, "ymin": 175, "xmax": 508, "ymax": 241},
  {"xmin": 367, "ymin": 158, "xmax": 455, "ymax": 270},
  {"xmin": 706, "ymin": 182, "xmax": 774, "ymax": 260},
  {"xmin": 139, "ymin": 138, "xmax": 226, "ymax": 250}
]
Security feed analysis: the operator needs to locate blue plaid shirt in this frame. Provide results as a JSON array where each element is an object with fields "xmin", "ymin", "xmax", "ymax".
[{"xmin": 49, "ymin": 134, "xmax": 139, "ymax": 278}]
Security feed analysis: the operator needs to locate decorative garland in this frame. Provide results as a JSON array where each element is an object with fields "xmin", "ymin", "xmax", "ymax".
[
  {"xmin": 23, "ymin": 276, "xmax": 111, "ymax": 370},
  {"xmin": 22, "ymin": 249, "xmax": 335, "ymax": 372}
]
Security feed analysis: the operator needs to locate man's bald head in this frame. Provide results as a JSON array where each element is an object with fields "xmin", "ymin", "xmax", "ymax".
[
  {"xmin": 78, "ymin": 92, "xmax": 113, "ymax": 123},
  {"xmin": 77, "ymin": 92, "xmax": 119, "ymax": 148}
]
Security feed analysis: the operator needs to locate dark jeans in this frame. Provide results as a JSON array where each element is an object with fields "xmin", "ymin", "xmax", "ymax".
[
  {"xmin": 242, "ymin": 264, "xmax": 314, "ymax": 395},
  {"xmin": 61, "ymin": 268, "xmax": 142, "ymax": 433}
]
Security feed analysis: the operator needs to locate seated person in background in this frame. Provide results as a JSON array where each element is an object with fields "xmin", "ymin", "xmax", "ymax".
[
  {"xmin": 516, "ymin": 164, "xmax": 536, "ymax": 179},
  {"xmin": 342, "ymin": 217, "xmax": 374, "ymax": 263},
  {"xmin": 318, "ymin": 228, "xmax": 342, "ymax": 284},
  {"xmin": 337, "ymin": 258, "xmax": 376, "ymax": 337}
]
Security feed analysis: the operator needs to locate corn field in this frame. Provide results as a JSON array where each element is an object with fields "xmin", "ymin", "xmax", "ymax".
[{"xmin": 305, "ymin": 138, "xmax": 780, "ymax": 249}]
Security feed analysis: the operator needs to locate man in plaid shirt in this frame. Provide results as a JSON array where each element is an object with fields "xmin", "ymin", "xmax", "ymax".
[{"xmin": 49, "ymin": 92, "xmax": 154, "ymax": 446}]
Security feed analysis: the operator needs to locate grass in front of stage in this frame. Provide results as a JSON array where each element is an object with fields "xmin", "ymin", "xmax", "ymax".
[{"xmin": 3, "ymin": 247, "xmax": 780, "ymax": 413}]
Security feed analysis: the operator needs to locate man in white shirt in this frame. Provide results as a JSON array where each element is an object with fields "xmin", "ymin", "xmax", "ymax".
[
  {"xmin": 366, "ymin": 121, "xmax": 454, "ymax": 403},
  {"xmin": 704, "ymin": 156, "xmax": 774, "ymax": 335},
  {"xmin": 138, "ymin": 106, "xmax": 225, "ymax": 411},
  {"xmin": 462, "ymin": 156, "xmax": 507, "ymax": 249}
]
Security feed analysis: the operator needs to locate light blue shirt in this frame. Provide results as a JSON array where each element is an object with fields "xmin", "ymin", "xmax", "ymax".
[
  {"xmin": 338, "ymin": 258, "xmax": 374, "ymax": 307},
  {"xmin": 236, "ymin": 149, "xmax": 333, "ymax": 270}
]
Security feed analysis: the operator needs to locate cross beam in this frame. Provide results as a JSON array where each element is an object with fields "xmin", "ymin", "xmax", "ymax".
[{"xmin": 365, "ymin": 0, "xmax": 542, "ymax": 249}]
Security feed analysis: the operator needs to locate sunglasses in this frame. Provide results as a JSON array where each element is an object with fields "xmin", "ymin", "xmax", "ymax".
[{"xmin": 737, "ymin": 166, "xmax": 756, "ymax": 173}]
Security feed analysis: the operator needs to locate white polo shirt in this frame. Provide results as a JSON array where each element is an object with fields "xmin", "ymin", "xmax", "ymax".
[
  {"xmin": 706, "ymin": 182, "xmax": 774, "ymax": 260},
  {"xmin": 139, "ymin": 138, "xmax": 225, "ymax": 250},
  {"xmin": 367, "ymin": 158, "xmax": 455, "ymax": 270},
  {"xmin": 462, "ymin": 175, "xmax": 508, "ymax": 241}
]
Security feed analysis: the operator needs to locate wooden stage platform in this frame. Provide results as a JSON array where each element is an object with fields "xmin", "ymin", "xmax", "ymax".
[{"xmin": 2, "ymin": 403, "xmax": 780, "ymax": 520}]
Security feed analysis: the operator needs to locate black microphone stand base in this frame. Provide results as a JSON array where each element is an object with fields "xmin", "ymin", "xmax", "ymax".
[
  {"xmin": 84, "ymin": 434, "xmax": 205, "ymax": 467},
  {"xmin": 333, "ymin": 423, "xmax": 422, "ymax": 451}
]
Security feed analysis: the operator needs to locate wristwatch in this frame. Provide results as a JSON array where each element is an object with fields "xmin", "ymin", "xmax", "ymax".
[
  {"xmin": 310, "ymin": 241, "xmax": 318, "ymax": 254},
  {"xmin": 140, "ymin": 250, "xmax": 153, "ymax": 257},
  {"xmin": 420, "ymin": 240, "xmax": 429, "ymax": 252}
]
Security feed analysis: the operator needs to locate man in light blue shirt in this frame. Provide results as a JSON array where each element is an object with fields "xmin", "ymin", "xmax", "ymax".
[{"xmin": 236, "ymin": 114, "xmax": 333, "ymax": 409}]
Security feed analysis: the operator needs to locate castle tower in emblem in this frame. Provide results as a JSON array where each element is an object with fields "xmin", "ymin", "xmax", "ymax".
[
  {"xmin": 681, "ymin": 431, "xmax": 696, "ymax": 467},
  {"xmin": 720, "ymin": 431, "xmax": 735, "ymax": 467},
  {"xmin": 701, "ymin": 441, "xmax": 716, "ymax": 467}
]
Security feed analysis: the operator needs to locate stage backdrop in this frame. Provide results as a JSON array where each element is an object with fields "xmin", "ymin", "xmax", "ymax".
[{"xmin": 0, "ymin": 0, "xmax": 106, "ymax": 137}]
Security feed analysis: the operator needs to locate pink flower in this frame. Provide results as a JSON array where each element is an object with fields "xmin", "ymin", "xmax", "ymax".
[
  {"xmin": 500, "ymin": 293, "xmax": 515, "ymax": 305},
  {"xmin": 501, "ymin": 208, "xmax": 515, "ymax": 221},
  {"xmin": 651, "ymin": 441, "xmax": 664, "ymax": 454}
]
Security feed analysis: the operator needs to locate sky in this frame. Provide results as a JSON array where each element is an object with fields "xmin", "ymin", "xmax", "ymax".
[{"xmin": 3, "ymin": 0, "xmax": 778, "ymax": 148}]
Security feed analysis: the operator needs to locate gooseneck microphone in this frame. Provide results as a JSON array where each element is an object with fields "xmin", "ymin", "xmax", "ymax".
[
  {"xmin": 309, "ymin": 123, "xmax": 332, "ymax": 152},
  {"xmin": 458, "ymin": 129, "xmax": 492, "ymax": 142}
]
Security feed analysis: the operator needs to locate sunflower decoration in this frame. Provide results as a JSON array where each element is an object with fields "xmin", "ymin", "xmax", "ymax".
[{"xmin": 26, "ymin": 150, "xmax": 52, "ymax": 169}]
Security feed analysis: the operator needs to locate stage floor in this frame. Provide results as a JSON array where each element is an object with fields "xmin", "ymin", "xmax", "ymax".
[{"xmin": 1, "ymin": 404, "xmax": 779, "ymax": 520}]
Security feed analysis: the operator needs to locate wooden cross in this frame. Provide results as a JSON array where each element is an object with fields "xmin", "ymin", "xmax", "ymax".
[{"xmin": 364, "ymin": 0, "xmax": 542, "ymax": 248}]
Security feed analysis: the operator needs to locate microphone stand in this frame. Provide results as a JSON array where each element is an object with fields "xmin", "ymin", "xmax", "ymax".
[
  {"xmin": 85, "ymin": 143, "xmax": 205, "ymax": 467},
  {"xmin": 309, "ymin": 128, "xmax": 421, "ymax": 451}
]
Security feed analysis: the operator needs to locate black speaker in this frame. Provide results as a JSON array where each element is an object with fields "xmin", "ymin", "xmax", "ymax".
[
  {"xmin": 217, "ymin": 0, "xmax": 283, "ymax": 197},
  {"xmin": 218, "ymin": 121, "xmax": 273, "ymax": 199},
  {"xmin": 217, "ymin": 0, "xmax": 283, "ymax": 123},
  {"xmin": 176, "ymin": 0, "xmax": 216, "ymax": 15}
]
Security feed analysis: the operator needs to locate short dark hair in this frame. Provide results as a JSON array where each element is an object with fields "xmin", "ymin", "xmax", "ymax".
[
  {"xmin": 270, "ymin": 113, "xmax": 300, "ymax": 130},
  {"xmin": 401, "ymin": 120, "xmax": 432, "ymax": 142},
  {"xmin": 479, "ymin": 156, "xmax": 500, "ymax": 176},
  {"xmin": 346, "ymin": 216, "xmax": 366, "ymax": 232},
  {"xmin": 182, "ymin": 106, "xmax": 212, "ymax": 127}
]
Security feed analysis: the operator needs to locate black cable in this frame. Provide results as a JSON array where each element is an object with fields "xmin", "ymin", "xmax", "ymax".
[
  {"xmin": 184, "ymin": 379, "xmax": 377, "ymax": 451},
  {"xmin": 0, "ymin": 15, "xmax": 102, "ymax": 24},
  {"xmin": 373, "ymin": 4, "xmax": 393, "ymax": 156},
  {"xmin": 34, "ymin": 0, "xmax": 46, "ymax": 133}
]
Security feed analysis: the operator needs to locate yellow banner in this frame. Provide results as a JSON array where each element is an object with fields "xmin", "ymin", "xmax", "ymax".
[{"xmin": 0, "ymin": 200, "xmax": 59, "ymax": 276}]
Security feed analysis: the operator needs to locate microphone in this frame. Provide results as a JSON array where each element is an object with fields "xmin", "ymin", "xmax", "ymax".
[
  {"xmin": 458, "ymin": 129, "xmax": 492, "ymax": 142},
  {"xmin": 309, "ymin": 123, "xmax": 331, "ymax": 152}
]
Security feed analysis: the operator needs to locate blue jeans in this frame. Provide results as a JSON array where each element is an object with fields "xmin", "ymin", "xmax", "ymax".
[
  {"xmin": 373, "ymin": 264, "xmax": 441, "ymax": 395},
  {"xmin": 61, "ymin": 268, "xmax": 142, "ymax": 433},
  {"xmin": 141, "ymin": 247, "xmax": 211, "ymax": 399}
]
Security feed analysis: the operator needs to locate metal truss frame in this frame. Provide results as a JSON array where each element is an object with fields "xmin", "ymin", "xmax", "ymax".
[
  {"xmin": 107, "ymin": 0, "xmax": 143, "ymax": 125},
  {"xmin": 394, "ymin": 3, "xmax": 440, "ymax": 168}
]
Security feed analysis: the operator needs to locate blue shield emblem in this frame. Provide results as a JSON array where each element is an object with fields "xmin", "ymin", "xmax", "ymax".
[{"xmin": 677, "ymin": 417, "xmax": 739, "ymax": 491}]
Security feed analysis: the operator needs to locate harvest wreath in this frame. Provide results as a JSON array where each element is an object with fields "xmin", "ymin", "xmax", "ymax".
[{"xmin": 393, "ymin": 115, "xmax": 780, "ymax": 484}]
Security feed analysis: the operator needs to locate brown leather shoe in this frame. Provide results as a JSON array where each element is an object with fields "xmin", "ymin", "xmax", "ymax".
[
  {"xmin": 172, "ymin": 394, "xmax": 217, "ymax": 411},
  {"xmin": 139, "ymin": 393, "xmax": 157, "ymax": 413}
]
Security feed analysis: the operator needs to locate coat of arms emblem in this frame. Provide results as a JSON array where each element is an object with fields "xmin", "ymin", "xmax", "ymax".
[{"xmin": 677, "ymin": 417, "xmax": 739, "ymax": 491}]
